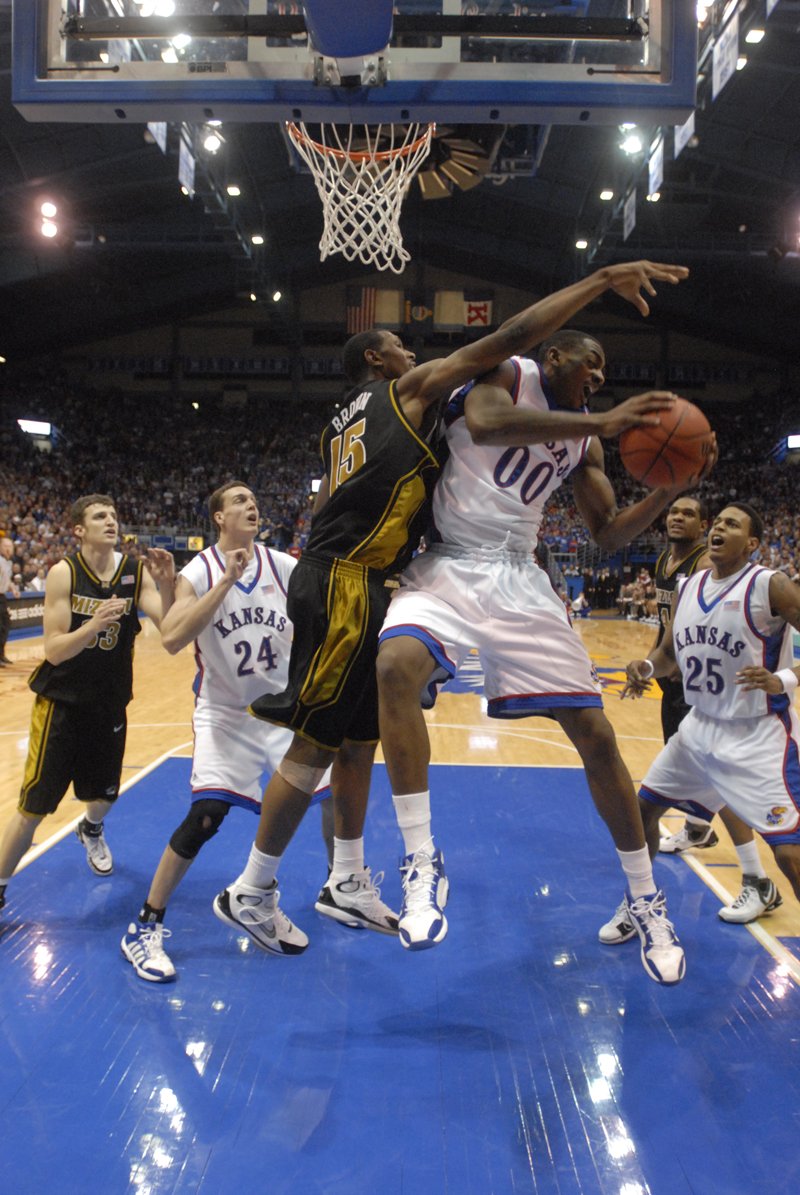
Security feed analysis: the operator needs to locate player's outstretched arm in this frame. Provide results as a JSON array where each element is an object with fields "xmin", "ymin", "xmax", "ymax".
[
  {"xmin": 160, "ymin": 550, "xmax": 249, "ymax": 655},
  {"xmin": 139, "ymin": 548, "xmax": 176, "ymax": 628},
  {"xmin": 398, "ymin": 261, "xmax": 689, "ymax": 410}
]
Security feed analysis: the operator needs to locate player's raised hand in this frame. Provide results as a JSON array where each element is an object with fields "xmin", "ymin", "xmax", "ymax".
[
  {"xmin": 223, "ymin": 548, "xmax": 249, "ymax": 582},
  {"xmin": 144, "ymin": 547, "xmax": 176, "ymax": 587},
  {"xmin": 606, "ymin": 261, "xmax": 690, "ymax": 317},
  {"xmin": 621, "ymin": 659, "xmax": 654, "ymax": 700}
]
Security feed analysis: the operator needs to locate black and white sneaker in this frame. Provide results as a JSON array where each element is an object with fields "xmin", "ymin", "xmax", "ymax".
[
  {"xmin": 719, "ymin": 875, "xmax": 783, "ymax": 923},
  {"xmin": 315, "ymin": 867, "xmax": 399, "ymax": 935},
  {"xmin": 598, "ymin": 898, "xmax": 636, "ymax": 945},
  {"xmin": 76, "ymin": 818, "xmax": 113, "ymax": 875},
  {"xmin": 213, "ymin": 879, "xmax": 308, "ymax": 955}
]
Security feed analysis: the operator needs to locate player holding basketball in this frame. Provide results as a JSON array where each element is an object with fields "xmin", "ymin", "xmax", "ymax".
[
  {"xmin": 377, "ymin": 327, "xmax": 716, "ymax": 984},
  {"xmin": 600, "ymin": 495, "xmax": 777, "ymax": 948},
  {"xmin": 215, "ymin": 260, "xmax": 690, "ymax": 959},
  {"xmin": 120, "ymin": 482, "xmax": 394, "ymax": 983},
  {"xmin": 619, "ymin": 502, "xmax": 800, "ymax": 914},
  {"xmin": 0, "ymin": 494, "xmax": 175, "ymax": 914}
]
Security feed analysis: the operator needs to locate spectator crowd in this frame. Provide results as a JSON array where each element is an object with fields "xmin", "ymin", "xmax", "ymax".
[{"xmin": 1, "ymin": 372, "xmax": 798, "ymax": 600}]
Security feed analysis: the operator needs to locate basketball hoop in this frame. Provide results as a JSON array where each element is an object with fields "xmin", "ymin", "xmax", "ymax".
[{"xmin": 286, "ymin": 121, "xmax": 435, "ymax": 275}]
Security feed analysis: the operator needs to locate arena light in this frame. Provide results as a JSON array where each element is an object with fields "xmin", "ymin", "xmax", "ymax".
[
  {"xmin": 249, "ymin": 292, "xmax": 257, "ymax": 302},
  {"xmin": 251, "ymin": 234, "xmax": 264, "ymax": 245},
  {"xmin": 620, "ymin": 133, "xmax": 643, "ymax": 155},
  {"xmin": 745, "ymin": 29, "xmax": 765, "ymax": 44},
  {"xmin": 646, "ymin": 191, "xmax": 661, "ymax": 203},
  {"xmin": 788, "ymin": 435, "xmax": 800, "ymax": 450},
  {"xmin": 575, "ymin": 239, "xmax": 588, "ymax": 250},
  {"xmin": 18, "ymin": 419, "xmax": 52, "ymax": 435},
  {"xmin": 311, "ymin": 479, "xmax": 322, "ymax": 493},
  {"xmin": 41, "ymin": 220, "xmax": 58, "ymax": 238},
  {"xmin": 40, "ymin": 201, "xmax": 57, "ymax": 218},
  {"xmin": 599, "ymin": 189, "xmax": 614, "ymax": 201},
  {"xmin": 736, "ymin": 56, "xmax": 748, "ymax": 71},
  {"xmin": 0, "ymin": 356, "xmax": 7, "ymax": 365},
  {"xmin": 272, "ymin": 291, "xmax": 282, "ymax": 302},
  {"xmin": 226, "ymin": 184, "xmax": 241, "ymax": 197},
  {"xmin": 161, "ymin": 48, "xmax": 179, "ymax": 63},
  {"xmin": 203, "ymin": 131, "xmax": 223, "ymax": 154},
  {"xmin": 172, "ymin": 35, "xmax": 192, "ymax": 50}
]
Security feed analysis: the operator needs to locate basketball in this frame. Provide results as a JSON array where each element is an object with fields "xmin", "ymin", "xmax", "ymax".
[{"xmin": 619, "ymin": 397, "xmax": 713, "ymax": 488}]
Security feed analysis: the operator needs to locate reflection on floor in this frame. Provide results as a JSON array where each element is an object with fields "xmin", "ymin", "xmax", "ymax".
[{"xmin": 1, "ymin": 759, "xmax": 798, "ymax": 1195}]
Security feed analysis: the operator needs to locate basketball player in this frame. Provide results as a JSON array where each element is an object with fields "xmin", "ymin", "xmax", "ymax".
[
  {"xmin": 214, "ymin": 260, "xmax": 691, "ymax": 958},
  {"xmin": 601, "ymin": 495, "xmax": 779, "ymax": 941},
  {"xmin": 120, "ymin": 482, "xmax": 391, "ymax": 982},
  {"xmin": 0, "ymin": 495, "xmax": 175, "ymax": 913},
  {"xmin": 619, "ymin": 502, "xmax": 800, "ymax": 913},
  {"xmin": 377, "ymin": 330, "xmax": 715, "ymax": 984}
]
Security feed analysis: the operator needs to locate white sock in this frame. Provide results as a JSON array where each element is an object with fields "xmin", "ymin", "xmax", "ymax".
[
  {"xmin": 239, "ymin": 843, "xmax": 281, "ymax": 890},
  {"xmin": 617, "ymin": 846, "xmax": 656, "ymax": 899},
  {"xmin": 734, "ymin": 839, "xmax": 766, "ymax": 879},
  {"xmin": 331, "ymin": 836, "xmax": 364, "ymax": 881},
  {"xmin": 393, "ymin": 791, "xmax": 433, "ymax": 857}
]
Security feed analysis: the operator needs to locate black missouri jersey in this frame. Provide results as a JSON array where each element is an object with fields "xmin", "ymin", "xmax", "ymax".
[
  {"xmin": 306, "ymin": 379, "xmax": 441, "ymax": 574},
  {"xmin": 653, "ymin": 542, "xmax": 707, "ymax": 690},
  {"xmin": 29, "ymin": 552, "xmax": 143, "ymax": 707}
]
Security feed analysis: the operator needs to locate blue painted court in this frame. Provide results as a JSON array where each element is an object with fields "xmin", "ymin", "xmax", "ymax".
[{"xmin": 1, "ymin": 757, "xmax": 798, "ymax": 1194}]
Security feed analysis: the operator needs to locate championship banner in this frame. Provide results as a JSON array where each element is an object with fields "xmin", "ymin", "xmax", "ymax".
[
  {"xmin": 433, "ymin": 290, "xmax": 464, "ymax": 332},
  {"xmin": 464, "ymin": 292, "xmax": 493, "ymax": 328},
  {"xmin": 374, "ymin": 290, "xmax": 404, "ymax": 329}
]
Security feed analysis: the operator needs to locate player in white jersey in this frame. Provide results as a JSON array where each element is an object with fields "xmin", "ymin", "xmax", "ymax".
[
  {"xmin": 620, "ymin": 502, "xmax": 800, "ymax": 916},
  {"xmin": 378, "ymin": 329, "xmax": 718, "ymax": 983},
  {"xmin": 121, "ymin": 482, "xmax": 396, "ymax": 983}
]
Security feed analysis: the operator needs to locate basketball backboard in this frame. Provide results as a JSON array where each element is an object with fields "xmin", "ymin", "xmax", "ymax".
[{"xmin": 14, "ymin": 1, "xmax": 697, "ymax": 127}]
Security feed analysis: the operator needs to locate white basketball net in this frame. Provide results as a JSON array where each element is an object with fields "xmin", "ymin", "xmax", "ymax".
[{"xmin": 286, "ymin": 121, "xmax": 435, "ymax": 275}]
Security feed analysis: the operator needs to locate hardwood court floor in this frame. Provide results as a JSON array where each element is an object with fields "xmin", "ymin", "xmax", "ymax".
[
  {"xmin": 1, "ymin": 615, "xmax": 798, "ymax": 947},
  {"xmin": 1, "ymin": 616, "xmax": 800, "ymax": 1195}
]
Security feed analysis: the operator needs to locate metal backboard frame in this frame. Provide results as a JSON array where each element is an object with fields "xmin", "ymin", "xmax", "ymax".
[{"xmin": 14, "ymin": 1, "xmax": 698, "ymax": 127}]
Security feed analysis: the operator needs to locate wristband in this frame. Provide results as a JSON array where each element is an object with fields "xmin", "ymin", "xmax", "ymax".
[
  {"xmin": 776, "ymin": 668, "xmax": 798, "ymax": 694},
  {"xmin": 639, "ymin": 659, "xmax": 655, "ymax": 679}
]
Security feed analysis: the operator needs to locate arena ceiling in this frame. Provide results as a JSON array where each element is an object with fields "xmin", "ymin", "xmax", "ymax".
[{"xmin": 1, "ymin": 1, "xmax": 799, "ymax": 365}]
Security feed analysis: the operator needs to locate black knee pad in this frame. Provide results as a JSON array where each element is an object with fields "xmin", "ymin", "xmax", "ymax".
[{"xmin": 169, "ymin": 798, "xmax": 230, "ymax": 860}]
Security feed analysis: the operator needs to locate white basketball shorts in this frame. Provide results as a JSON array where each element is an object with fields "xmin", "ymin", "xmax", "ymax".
[
  {"xmin": 191, "ymin": 701, "xmax": 331, "ymax": 811},
  {"xmin": 379, "ymin": 545, "xmax": 602, "ymax": 717},
  {"xmin": 640, "ymin": 705, "xmax": 800, "ymax": 845}
]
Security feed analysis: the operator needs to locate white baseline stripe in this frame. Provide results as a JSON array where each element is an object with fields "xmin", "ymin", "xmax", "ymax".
[{"xmin": 16, "ymin": 741, "xmax": 193, "ymax": 872}]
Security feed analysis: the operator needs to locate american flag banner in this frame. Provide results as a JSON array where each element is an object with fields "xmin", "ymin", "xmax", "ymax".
[{"xmin": 346, "ymin": 287, "xmax": 377, "ymax": 334}]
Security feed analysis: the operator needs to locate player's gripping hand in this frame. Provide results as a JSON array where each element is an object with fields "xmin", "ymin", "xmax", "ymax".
[
  {"xmin": 222, "ymin": 548, "xmax": 249, "ymax": 583},
  {"xmin": 89, "ymin": 597, "xmax": 127, "ymax": 630},
  {"xmin": 736, "ymin": 665, "xmax": 786, "ymax": 695},
  {"xmin": 621, "ymin": 659, "xmax": 654, "ymax": 700},
  {"xmin": 144, "ymin": 547, "xmax": 176, "ymax": 588}
]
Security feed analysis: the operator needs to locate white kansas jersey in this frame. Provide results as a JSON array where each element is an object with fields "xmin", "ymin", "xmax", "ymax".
[
  {"xmin": 673, "ymin": 563, "xmax": 793, "ymax": 720},
  {"xmin": 431, "ymin": 356, "xmax": 591, "ymax": 553},
  {"xmin": 181, "ymin": 544, "xmax": 296, "ymax": 710}
]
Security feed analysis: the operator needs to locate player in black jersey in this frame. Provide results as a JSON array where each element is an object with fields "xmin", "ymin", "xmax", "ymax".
[
  {"xmin": 214, "ymin": 260, "xmax": 692, "ymax": 957},
  {"xmin": 600, "ymin": 495, "xmax": 780, "ymax": 942},
  {"xmin": 0, "ymin": 494, "xmax": 174, "ymax": 915}
]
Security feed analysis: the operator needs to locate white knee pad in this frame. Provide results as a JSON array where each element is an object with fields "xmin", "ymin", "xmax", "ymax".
[{"xmin": 277, "ymin": 757, "xmax": 328, "ymax": 794}]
